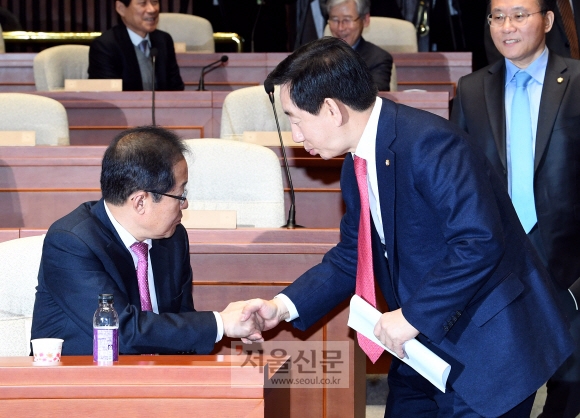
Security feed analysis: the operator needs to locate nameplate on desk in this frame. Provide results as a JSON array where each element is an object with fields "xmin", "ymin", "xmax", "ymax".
[
  {"xmin": 64, "ymin": 79, "xmax": 123, "ymax": 92},
  {"xmin": 181, "ymin": 210, "xmax": 237, "ymax": 229},
  {"xmin": 174, "ymin": 42, "xmax": 187, "ymax": 53},
  {"xmin": 0, "ymin": 131, "xmax": 35, "ymax": 146},
  {"xmin": 242, "ymin": 131, "xmax": 300, "ymax": 147}
]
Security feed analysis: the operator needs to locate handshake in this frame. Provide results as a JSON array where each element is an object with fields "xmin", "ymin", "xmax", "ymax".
[{"xmin": 218, "ymin": 298, "xmax": 291, "ymax": 343}]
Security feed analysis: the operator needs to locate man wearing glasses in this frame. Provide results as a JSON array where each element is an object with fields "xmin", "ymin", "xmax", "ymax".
[
  {"xmin": 451, "ymin": 0, "xmax": 580, "ymax": 416},
  {"xmin": 31, "ymin": 126, "xmax": 262, "ymax": 356},
  {"xmin": 327, "ymin": 0, "xmax": 393, "ymax": 90}
]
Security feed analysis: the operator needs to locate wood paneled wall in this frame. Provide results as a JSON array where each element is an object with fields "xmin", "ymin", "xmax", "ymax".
[{"xmin": 0, "ymin": 0, "xmax": 193, "ymax": 32}]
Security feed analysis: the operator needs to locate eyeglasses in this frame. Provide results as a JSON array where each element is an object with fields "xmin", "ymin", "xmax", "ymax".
[
  {"xmin": 146, "ymin": 190, "xmax": 187, "ymax": 207},
  {"xmin": 328, "ymin": 16, "xmax": 361, "ymax": 27},
  {"xmin": 487, "ymin": 10, "xmax": 545, "ymax": 27}
]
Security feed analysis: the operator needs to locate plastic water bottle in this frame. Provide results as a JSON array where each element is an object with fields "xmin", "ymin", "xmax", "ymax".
[{"xmin": 93, "ymin": 293, "xmax": 119, "ymax": 364}]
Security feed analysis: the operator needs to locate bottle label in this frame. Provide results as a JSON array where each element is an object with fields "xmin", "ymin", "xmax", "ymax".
[{"xmin": 93, "ymin": 328, "xmax": 119, "ymax": 363}]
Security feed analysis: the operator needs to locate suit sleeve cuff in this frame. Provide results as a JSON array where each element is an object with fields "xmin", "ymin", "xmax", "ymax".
[
  {"xmin": 274, "ymin": 294, "xmax": 299, "ymax": 321},
  {"xmin": 213, "ymin": 311, "xmax": 224, "ymax": 342}
]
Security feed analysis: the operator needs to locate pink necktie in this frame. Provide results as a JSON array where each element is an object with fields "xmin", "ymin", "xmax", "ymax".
[
  {"xmin": 131, "ymin": 241, "xmax": 152, "ymax": 312},
  {"xmin": 354, "ymin": 156, "xmax": 384, "ymax": 363}
]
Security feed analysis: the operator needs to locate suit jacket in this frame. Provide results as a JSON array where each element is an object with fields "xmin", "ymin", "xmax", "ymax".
[
  {"xmin": 282, "ymin": 99, "xmax": 574, "ymax": 416},
  {"xmin": 485, "ymin": 1, "xmax": 580, "ymax": 63},
  {"xmin": 88, "ymin": 22, "xmax": 184, "ymax": 91},
  {"xmin": 451, "ymin": 52, "xmax": 580, "ymax": 290},
  {"xmin": 31, "ymin": 199, "xmax": 216, "ymax": 355},
  {"xmin": 354, "ymin": 37, "xmax": 393, "ymax": 91}
]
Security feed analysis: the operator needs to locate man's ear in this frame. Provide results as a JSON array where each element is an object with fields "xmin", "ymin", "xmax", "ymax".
[
  {"xmin": 362, "ymin": 13, "xmax": 371, "ymax": 28},
  {"xmin": 324, "ymin": 98, "xmax": 345, "ymax": 127},
  {"xmin": 544, "ymin": 11, "xmax": 554, "ymax": 33},
  {"xmin": 130, "ymin": 191, "xmax": 147, "ymax": 215},
  {"xmin": 115, "ymin": 1, "xmax": 126, "ymax": 18}
]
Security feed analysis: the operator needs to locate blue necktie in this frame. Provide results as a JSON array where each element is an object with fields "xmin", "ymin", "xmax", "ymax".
[
  {"xmin": 510, "ymin": 71, "xmax": 537, "ymax": 233},
  {"xmin": 139, "ymin": 39, "xmax": 149, "ymax": 57}
]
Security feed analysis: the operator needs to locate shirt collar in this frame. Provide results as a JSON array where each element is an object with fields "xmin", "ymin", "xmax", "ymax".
[
  {"xmin": 351, "ymin": 37, "xmax": 362, "ymax": 50},
  {"xmin": 505, "ymin": 47, "xmax": 549, "ymax": 87},
  {"xmin": 104, "ymin": 200, "xmax": 152, "ymax": 250},
  {"xmin": 354, "ymin": 96, "xmax": 382, "ymax": 160},
  {"xmin": 126, "ymin": 27, "xmax": 150, "ymax": 48}
]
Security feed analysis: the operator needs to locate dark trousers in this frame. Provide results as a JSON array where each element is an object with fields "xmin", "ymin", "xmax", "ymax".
[{"xmin": 384, "ymin": 360, "xmax": 535, "ymax": 418}]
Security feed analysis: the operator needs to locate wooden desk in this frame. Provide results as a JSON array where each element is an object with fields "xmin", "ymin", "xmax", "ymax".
[
  {"xmin": 32, "ymin": 91, "xmax": 214, "ymax": 145},
  {"xmin": 0, "ymin": 355, "xmax": 289, "ymax": 418},
  {"xmin": 0, "ymin": 52, "xmax": 471, "ymax": 95},
  {"xmin": 0, "ymin": 228, "xmax": 368, "ymax": 417},
  {"xmin": 26, "ymin": 90, "xmax": 448, "ymax": 146}
]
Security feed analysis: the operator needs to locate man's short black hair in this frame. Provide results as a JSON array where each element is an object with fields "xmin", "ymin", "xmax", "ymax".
[
  {"xmin": 117, "ymin": 0, "xmax": 131, "ymax": 7},
  {"xmin": 489, "ymin": 0, "xmax": 554, "ymax": 11},
  {"xmin": 101, "ymin": 126, "xmax": 188, "ymax": 205},
  {"xmin": 266, "ymin": 37, "xmax": 377, "ymax": 115}
]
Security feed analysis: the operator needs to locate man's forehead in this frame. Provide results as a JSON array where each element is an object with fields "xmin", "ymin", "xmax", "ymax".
[{"xmin": 491, "ymin": 0, "xmax": 539, "ymax": 11}]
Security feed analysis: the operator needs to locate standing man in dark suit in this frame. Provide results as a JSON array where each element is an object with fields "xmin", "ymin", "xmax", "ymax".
[
  {"xmin": 241, "ymin": 37, "xmax": 574, "ymax": 417},
  {"xmin": 451, "ymin": 0, "xmax": 580, "ymax": 416},
  {"xmin": 327, "ymin": 0, "xmax": 393, "ymax": 90},
  {"xmin": 31, "ymin": 126, "xmax": 261, "ymax": 355},
  {"xmin": 88, "ymin": 0, "xmax": 184, "ymax": 91},
  {"xmin": 486, "ymin": 0, "xmax": 580, "ymax": 63}
]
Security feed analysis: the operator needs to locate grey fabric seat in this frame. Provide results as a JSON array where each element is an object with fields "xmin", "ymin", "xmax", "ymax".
[
  {"xmin": 33, "ymin": 44, "xmax": 89, "ymax": 91},
  {"xmin": 0, "ymin": 234, "xmax": 45, "ymax": 356},
  {"xmin": 0, "ymin": 93, "xmax": 69, "ymax": 145},
  {"xmin": 220, "ymin": 85, "xmax": 290, "ymax": 140},
  {"xmin": 183, "ymin": 138, "xmax": 285, "ymax": 228},
  {"xmin": 157, "ymin": 13, "xmax": 215, "ymax": 53}
]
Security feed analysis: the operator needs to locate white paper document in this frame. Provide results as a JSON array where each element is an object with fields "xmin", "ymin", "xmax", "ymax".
[{"xmin": 347, "ymin": 295, "xmax": 451, "ymax": 392}]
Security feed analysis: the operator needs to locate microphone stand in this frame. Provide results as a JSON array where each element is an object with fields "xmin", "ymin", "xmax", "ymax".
[{"xmin": 264, "ymin": 80, "xmax": 303, "ymax": 229}]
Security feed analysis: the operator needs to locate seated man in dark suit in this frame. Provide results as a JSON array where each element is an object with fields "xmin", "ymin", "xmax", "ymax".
[
  {"xmin": 31, "ymin": 126, "xmax": 261, "ymax": 355},
  {"xmin": 88, "ymin": 0, "xmax": 184, "ymax": 91},
  {"xmin": 327, "ymin": 0, "xmax": 393, "ymax": 91}
]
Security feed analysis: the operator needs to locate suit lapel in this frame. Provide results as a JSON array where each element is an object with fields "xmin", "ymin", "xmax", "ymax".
[
  {"xmin": 484, "ymin": 60, "xmax": 508, "ymax": 169},
  {"xmin": 375, "ymin": 99, "xmax": 397, "ymax": 286},
  {"xmin": 91, "ymin": 199, "xmax": 139, "ymax": 301},
  {"xmin": 150, "ymin": 240, "xmax": 171, "ymax": 312},
  {"xmin": 115, "ymin": 23, "xmax": 143, "ymax": 88},
  {"xmin": 536, "ymin": 53, "xmax": 569, "ymax": 170}
]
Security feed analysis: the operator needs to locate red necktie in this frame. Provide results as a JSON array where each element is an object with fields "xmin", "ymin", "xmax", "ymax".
[
  {"xmin": 354, "ymin": 156, "xmax": 384, "ymax": 363},
  {"xmin": 558, "ymin": 0, "xmax": 580, "ymax": 59},
  {"xmin": 131, "ymin": 241, "xmax": 152, "ymax": 312}
]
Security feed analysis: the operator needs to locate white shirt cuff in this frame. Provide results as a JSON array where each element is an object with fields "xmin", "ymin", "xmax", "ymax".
[
  {"xmin": 274, "ymin": 294, "xmax": 299, "ymax": 321},
  {"xmin": 569, "ymin": 289, "xmax": 579, "ymax": 311},
  {"xmin": 213, "ymin": 311, "xmax": 224, "ymax": 342}
]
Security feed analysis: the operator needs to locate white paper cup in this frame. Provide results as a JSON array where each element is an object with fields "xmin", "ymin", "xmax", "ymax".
[{"xmin": 31, "ymin": 338, "xmax": 63, "ymax": 365}]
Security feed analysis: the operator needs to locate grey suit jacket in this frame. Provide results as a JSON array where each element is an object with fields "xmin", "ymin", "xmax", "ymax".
[{"xmin": 451, "ymin": 52, "xmax": 580, "ymax": 290}]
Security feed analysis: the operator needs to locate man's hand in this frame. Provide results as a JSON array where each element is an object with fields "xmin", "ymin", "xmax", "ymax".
[
  {"xmin": 239, "ymin": 298, "xmax": 289, "ymax": 343},
  {"xmin": 373, "ymin": 308, "xmax": 419, "ymax": 359},
  {"xmin": 220, "ymin": 301, "xmax": 264, "ymax": 341}
]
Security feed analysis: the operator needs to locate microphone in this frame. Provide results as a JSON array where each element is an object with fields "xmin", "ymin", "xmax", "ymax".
[
  {"xmin": 197, "ymin": 55, "xmax": 228, "ymax": 91},
  {"xmin": 264, "ymin": 79, "xmax": 303, "ymax": 229},
  {"xmin": 150, "ymin": 47, "xmax": 158, "ymax": 126}
]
